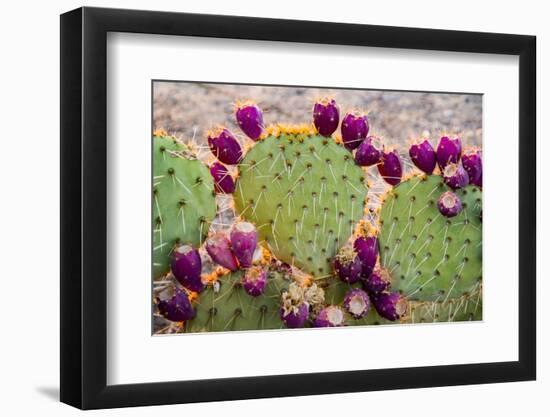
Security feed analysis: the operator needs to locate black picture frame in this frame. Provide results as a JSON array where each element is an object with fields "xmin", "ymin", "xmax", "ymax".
[{"xmin": 60, "ymin": 6, "xmax": 536, "ymax": 410}]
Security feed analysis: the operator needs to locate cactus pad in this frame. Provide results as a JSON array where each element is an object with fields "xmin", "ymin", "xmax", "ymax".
[
  {"xmin": 185, "ymin": 268, "xmax": 290, "ymax": 332},
  {"xmin": 378, "ymin": 175, "xmax": 482, "ymax": 302},
  {"xmin": 234, "ymin": 133, "xmax": 368, "ymax": 277},
  {"xmin": 153, "ymin": 135, "xmax": 217, "ymax": 279},
  {"xmin": 403, "ymin": 286, "xmax": 482, "ymax": 323}
]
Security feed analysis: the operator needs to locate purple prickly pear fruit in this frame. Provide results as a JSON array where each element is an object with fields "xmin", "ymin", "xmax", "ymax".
[
  {"xmin": 313, "ymin": 98, "xmax": 339, "ymax": 137},
  {"xmin": 436, "ymin": 136, "xmax": 462, "ymax": 170},
  {"xmin": 207, "ymin": 127, "xmax": 243, "ymax": 165},
  {"xmin": 443, "ymin": 162, "xmax": 469, "ymax": 189},
  {"xmin": 372, "ymin": 291, "xmax": 407, "ymax": 321},
  {"xmin": 171, "ymin": 245, "xmax": 204, "ymax": 292},
  {"xmin": 355, "ymin": 136, "xmax": 382, "ymax": 166},
  {"xmin": 209, "ymin": 162, "xmax": 235, "ymax": 194},
  {"xmin": 409, "ymin": 137, "xmax": 436, "ymax": 174},
  {"xmin": 363, "ymin": 267, "xmax": 391, "ymax": 295},
  {"xmin": 462, "ymin": 148, "xmax": 482, "ymax": 187},
  {"xmin": 156, "ymin": 287, "xmax": 196, "ymax": 322},
  {"xmin": 280, "ymin": 303, "xmax": 309, "ymax": 328},
  {"xmin": 235, "ymin": 102, "xmax": 264, "ymax": 140},
  {"xmin": 242, "ymin": 265, "xmax": 268, "ymax": 297},
  {"xmin": 205, "ymin": 232, "xmax": 239, "ymax": 271},
  {"xmin": 341, "ymin": 112, "xmax": 369, "ymax": 150},
  {"xmin": 354, "ymin": 236, "xmax": 379, "ymax": 279},
  {"xmin": 334, "ymin": 246, "xmax": 362, "ymax": 284},
  {"xmin": 314, "ymin": 306, "xmax": 345, "ymax": 327},
  {"xmin": 343, "ymin": 288, "xmax": 371, "ymax": 319},
  {"xmin": 437, "ymin": 191, "xmax": 463, "ymax": 218},
  {"xmin": 378, "ymin": 148, "xmax": 402, "ymax": 186},
  {"xmin": 230, "ymin": 222, "xmax": 258, "ymax": 268}
]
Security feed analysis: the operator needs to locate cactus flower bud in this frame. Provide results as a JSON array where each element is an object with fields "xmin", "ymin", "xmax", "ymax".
[
  {"xmin": 409, "ymin": 138, "xmax": 436, "ymax": 174},
  {"xmin": 171, "ymin": 245, "xmax": 204, "ymax": 292},
  {"xmin": 210, "ymin": 162, "xmax": 235, "ymax": 194},
  {"xmin": 334, "ymin": 246, "xmax": 362, "ymax": 284},
  {"xmin": 437, "ymin": 191, "xmax": 463, "ymax": 218},
  {"xmin": 242, "ymin": 265, "xmax": 268, "ymax": 297},
  {"xmin": 363, "ymin": 267, "xmax": 391, "ymax": 295},
  {"xmin": 437, "ymin": 136, "xmax": 462, "ymax": 170},
  {"xmin": 230, "ymin": 222, "xmax": 258, "ymax": 268},
  {"xmin": 156, "ymin": 287, "xmax": 196, "ymax": 322},
  {"xmin": 313, "ymin": 98, "xmax": 339, "ymax": 136},
  {"xmin": 443, "ymin": 162, "xmax": 469, "ymax": 189},
  {"xmin": 235, "ymin": 103, "xmax": 264, "ymax": 140},
  {"xmin": 462, "ymin": 148, "xmax": 482, "ymax": 187},
  {"xmin": 314, "ymin": 306, "xmax": 345, "ymax": 327},
  {"xmin": 378, "ymin": 148, "xmax": 402, "ymax": 186},
  {"xmin": 207, "ymin": 127, "xmax": 243, "ymax": 165},
  {"xmin": 343, "ymin": 288, "xmax": 371, "ymax": 319},
  {"xmin": 354, "ymin": 236, "xmax": 379, "ymax": 279},
  {"xmin": 205, "ymin": 232, "xmax": 239, "ymax": 271},
  {"xmin": 341, "ymin": 112, "xmax": 369, "ymax": 150},
  {"xmin": 372, "ymin": 292, "xmax": 407, "ymax": 321},
  {"xmin": 355, "ymin": 136, "xmax": 382, "ymax": 166}
]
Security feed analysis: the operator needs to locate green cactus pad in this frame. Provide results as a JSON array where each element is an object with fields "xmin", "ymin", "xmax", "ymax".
[
  {"xmin": 184, "ymin": 268, "xmax": 290, "ymax": 333},
  {"xmin": 378, "ymin": 174, "xmax": 482, "ymax": 302},
  {"xmin": 403, "ymin": 286, "xmax": 482, "ymax": 323},
  {"xmin": 234, "ymin": 133, "xmax": 368, "ymax": 277},
  {"xmin": 153, "ymin": 135, "xmax": 217, "ymax": 279},
  {"xmin": 322, "ymin": 280, "xmax": 394, "ymax": 325}
]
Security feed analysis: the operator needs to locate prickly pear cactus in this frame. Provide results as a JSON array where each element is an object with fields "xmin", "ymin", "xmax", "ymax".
[
  {"xmin": 153, "ymin": 134, "xmax": 217, "ymax": 279},
  {"xmin": 378, "ymin": 174, "xmax": 482, "ymax": 302},
  {"xmin": 234, "ymin": 132, "xmax": 368, "ymax": 277},
  {"xmin": 184, "ymin": 267, "xmax": 290, "ymax": 332}
]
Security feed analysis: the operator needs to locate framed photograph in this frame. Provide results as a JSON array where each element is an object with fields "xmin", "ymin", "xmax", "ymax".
[{"xmin": 60, "ymin": 6, "xmax": 536, "ymax": 409}]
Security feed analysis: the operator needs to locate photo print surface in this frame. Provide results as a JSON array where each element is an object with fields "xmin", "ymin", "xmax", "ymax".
[{"xmin": 152, "ymin": 81, "xmax": 483, "ymax": 335}]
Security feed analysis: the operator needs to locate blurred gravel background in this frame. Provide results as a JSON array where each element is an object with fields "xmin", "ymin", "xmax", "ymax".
[{"xmin": 153, "ymin": 82, "xmax": 482, "ymax": 150}]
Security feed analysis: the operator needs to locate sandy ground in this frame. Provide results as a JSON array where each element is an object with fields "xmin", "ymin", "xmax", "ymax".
[
  {"xmin": 152, "ymin": 81, "xmax": 482, "ymax": 334},
  {"xmin": 153, "ymin": 82, "xmax": 482, "ymax": 150}
]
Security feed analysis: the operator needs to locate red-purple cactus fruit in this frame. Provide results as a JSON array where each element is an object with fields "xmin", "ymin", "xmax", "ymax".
[
  {"xmin": 343, "ymin": 288, "xmax": 371, "ymax": 319},
  {"xmin": 443, "ymin": 162, "xmax": 469, "ymax": 189},
  {"xmin": 314, "ymin": 306, "xmax": 345, "ymax": 327},
  {"xmin": 341, "ymin": 112, "xmax": 369, "ymax": 150},
  {"xmin": 171, "ymin": 245, "xmax": 204, "ymax": 293},
  {"xmin": 156, "ymin": 287, "xmax": 196, "ymax": 322},
  {"xmin": 372, "ymin": 292, "xmax": 407, "ymax": 321},
  {"xmin": 378, "ymin": 148, "xmax": 402, "ymax": 186},
  {"xmin": 235, "ymin": 102, "xmax": 264, "ymax": 140},
  {"xmin": 462, "ymin": 148, "xmax": 482, "ymax": 187},
  {"xmin": 363, "ymin": 267, "xmax": 391, "ymax": 295},
  {"xmin": 353, "ymin": 235, "xmax": 379, "ymax": 279},
  {"xmin": 355, "ymin": 136, "xmax": 382, "ymax": 166},
  {"xmin": 209, "ymin": 162, "xmax": 235, "ymax": 194},
  {"xmin": 436, "ymin": 136, "xmax": 462, "ymax": 170},
  {"xmin": 230, "ymin": 222, "xmax": 258, "ymax": 268},
  {"xmin": 334, "ymin": 246, "xmax": 362, "ymax": 284},
  {"xmin": 207, "ymin": 127, "xmax": 243, "ymax": 165},
  {"xmin": 437, "ymin": 191, "xmax": 463, "ymax": 218},
  {"xmin": 205, "ymin": 232, "xmax": 239, "ymax": 271},
  {"xmin": 280, "ymin": 303, "xmax": 309, "ymax": 328},
  {"xmin": 242, "ymin": 265, "xmax": 268, "ymax": 297},
  {"xmin": 313, "ymin": 98, "xmax": 339, "ymax": 136},
  {"xmin": 409, "ymin": 137, "xmax": 436, "ymax": 174}
]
